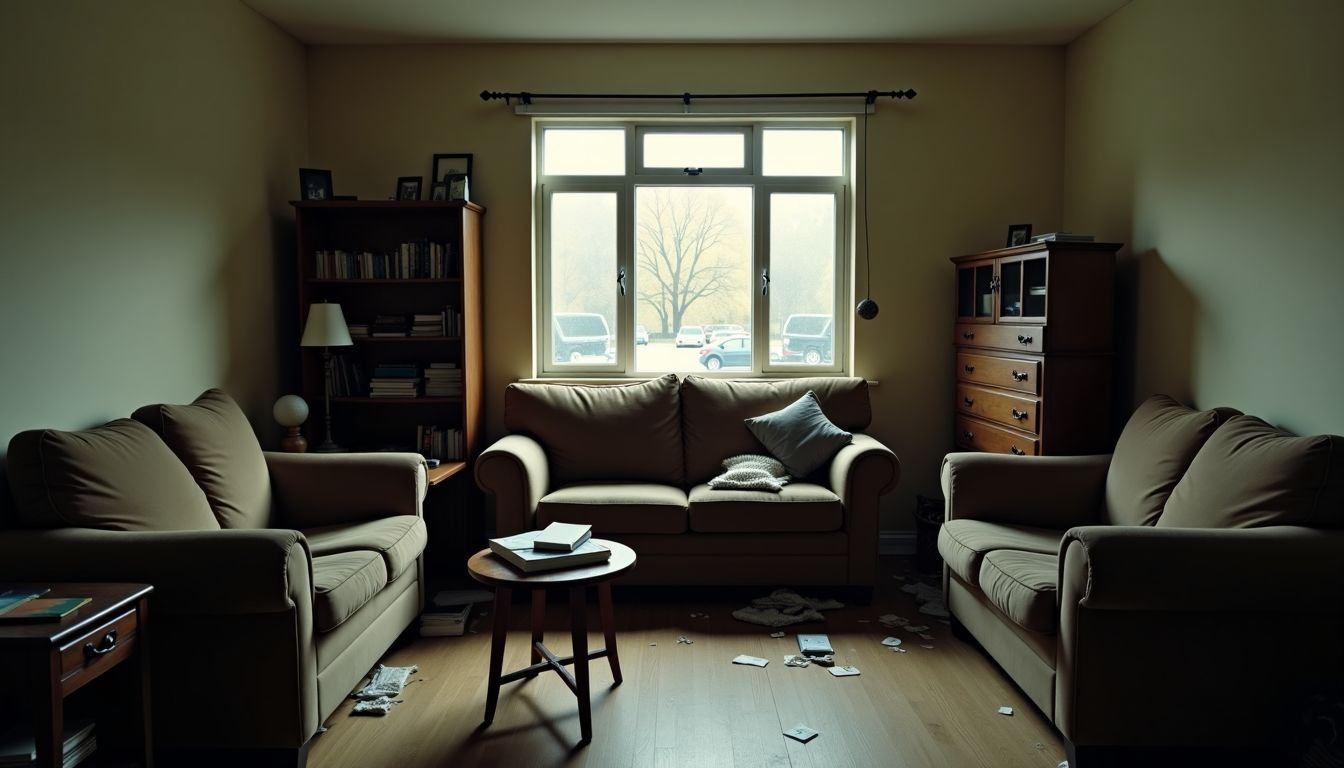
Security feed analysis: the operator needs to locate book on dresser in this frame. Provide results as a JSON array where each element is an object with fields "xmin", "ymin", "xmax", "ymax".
[
  {"xmin": 532, "ymin": 522, "xmax": 593, "ymax": 552},
  {"xmin": 0, "ymin": 597, "xmax": 90, "ymax": 623},
  {"xmin": 487, "ymin": 530, "xmax": 611, "ymax": 573}
]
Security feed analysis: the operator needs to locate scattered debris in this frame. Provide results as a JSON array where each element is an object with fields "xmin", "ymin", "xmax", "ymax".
[
  {"xmin": 998, "ymin": 706, "xmax": 1014, "ymax": 716},
  {"xmin": 878, "ymin": 614, "xmax": 910, "ymax": 628},
  {"xmin": 811, "ymin": 654, "xmax": 836, "ymax": 667},
  {"xmin": 731, "ymin": 588, "xmax": 845, "ymax": 627},
  {"xmin": 352, "ymin": 696, "xmax": 401, "ymax": 716},
  {"xmin": 920, "ymin": 644, "xmax": 935, "ymax": 650},
  {"xmin": 732, "ymin": 654, "xmax": 770, "ymax": 667},
  {"xmin": 881, "ymin": 637, "xmax": 903, "ymax": 647},
  {"xmin": 890, "ymin": 646, "xmax": 907, "ymax": 654},
  {"xmin": 901, "ymin": 581, "xmax": 951, "ymax": 619},
  {"xmin": 770, "ymin": 631, "xmax": 786, "ymax": 638},
  {"xmin": 919, "ymin": 633, "xmax": 936, "ymax": 640},
  {"xmin": 784, "ymin": 654, "xmax": 812, "ymax": 668},
  {"xmin": 677, "ymin": 636, "xmax": 694, "ymax": 645},
  {"xmin": 906, "ymin": 624, "xmax": 930, "ymax": 633},
  {"xmin": 689, "ymin": 612, "xmax": 711, "ymax": 619},
  {"xmin": 783, "ymin": 723, "xmax": 819, "ymax": 743},
  {"xmin": 354, "ymin": 665, "xmax": 417, "ymax": 700},
  {"xmin": 828, "ymin": 665, "xmax": 861, "ymax": 677}
]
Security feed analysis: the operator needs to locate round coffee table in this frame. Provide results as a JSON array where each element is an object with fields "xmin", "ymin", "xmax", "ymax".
[{"xmin": 467, "ymin": 539, "xmax": 637, "ymax": 744}]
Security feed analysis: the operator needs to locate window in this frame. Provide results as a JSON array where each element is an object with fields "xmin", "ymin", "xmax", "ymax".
[{"xmin": 537, "ymin": 121, "xmax": 849, "ymax": 376}]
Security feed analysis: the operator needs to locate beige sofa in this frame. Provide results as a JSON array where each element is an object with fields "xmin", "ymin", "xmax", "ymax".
[
  {"xmin": 475, "ymin": 375, "xmax": 900, "ymax": 591},
  {"xmin": 0, "ymin": 389, "xmax": 427, "ymax": 767},
  {"xmin": 939, "ymin": 394, "xmax": 1344, "ymax": 766}
]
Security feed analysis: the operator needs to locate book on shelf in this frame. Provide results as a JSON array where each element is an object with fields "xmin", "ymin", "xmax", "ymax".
[
  {"xmin": 0, "ymin": 718, "xmax": 96, "ymax": 768},
  {"xmin": 487, "ymin": 531, "xmax": 611, "ymax": 574},
  {"xmin": 0, "ymin": 588, "xmax": 50, "ymax": 617},
  {"xmin": 0, "ymin": 597, "xmax": 91, "ymax": 623},
  {"xmin": 532, "ymin": 522, "xmax": 593, "ymax": 552},
  {"xmin": 416, "ymin": 424, "xmax": 463, "ymax": 460},
  {"xmin": 313, "ymin": 241, "xmax": 457, "ymax": 280},
  {"xmin": 1030, "ymin": 232, "xmax": 1095, "ymax": 243}
]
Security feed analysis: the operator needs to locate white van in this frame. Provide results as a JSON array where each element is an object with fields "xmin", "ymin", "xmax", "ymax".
[{"xmin": 553, "ymin": 313, "xmax": 611, "ymax": 362}]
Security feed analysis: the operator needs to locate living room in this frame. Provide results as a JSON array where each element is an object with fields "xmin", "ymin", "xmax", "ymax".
[{"xmin": 1, "ymin": 0, "xmax": 1341, "ymax": 766}]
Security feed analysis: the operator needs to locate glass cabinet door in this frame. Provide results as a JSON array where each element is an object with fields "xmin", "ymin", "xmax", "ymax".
[
  {"xmin": 997, "ymin": 253, "xmax": 1048, "ymax": 322},
  {"xmin": 956, "ymin": 261, "xmax": 997, "ymax": 320},
  {"xmin": 999, "ymin": 260, "xmax": 1023, "ymax": 320}
]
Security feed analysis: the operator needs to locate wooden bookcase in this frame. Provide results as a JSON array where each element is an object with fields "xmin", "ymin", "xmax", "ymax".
[{"xmin": 292, "ymin": 200, "xmax": 485, "ymax": 481}]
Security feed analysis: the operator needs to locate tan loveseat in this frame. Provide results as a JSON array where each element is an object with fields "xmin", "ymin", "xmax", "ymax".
[
  {"xmin": 475, "ymin": 375, "xmax": 899, "ymax": 591},
  {"xmin": 0, "ymin": 389, "xmax": 427, "ymax": 766},
  {"xmin": 939, "ymin": 395, "xmax": 1344, "ymax": 766}
]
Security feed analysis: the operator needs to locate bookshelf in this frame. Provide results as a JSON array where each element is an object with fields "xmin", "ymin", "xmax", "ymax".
[{"xmin": 292, "ymin": 200, "xmax": 485, "ymax": 466}]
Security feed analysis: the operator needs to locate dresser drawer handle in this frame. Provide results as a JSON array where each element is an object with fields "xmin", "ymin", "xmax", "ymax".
[
  {"xmin": 963, "ymin": 397, "xmax": 974, "ymax": 407},
  {"xmin": 962, "ymin": 331, "xmax": 975, "ymax": 339},
  {"xmin": 962, "ymin": 431, "xmax": 974, "ymax": 441},
  {"xmin": 1011, "ymin": 408, "xmax": 1028, "ymax": 420},
  {"xmin": 964, "ymin": 364, "xmax": 975, "ymax": 373},
  {"xmin": 1011, "ymin": 446, "xmax": 1026, "ymax": 456},
  {"xmin": 1017, "ymin": 335, "xmax": 1033, "ymax": 345},
  {"xmin": 1011, "ymin": 370, "xmax": 1029, "ymax": 382},
  {"xmin": 84, "ymin": 630, "xmax": 119, "ymax": 659}
]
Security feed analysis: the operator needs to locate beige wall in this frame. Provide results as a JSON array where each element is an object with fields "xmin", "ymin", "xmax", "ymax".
[
  {"xmin": 308, "ymin": 43, "xmax": 1065, "ymax": 529},
  {"xmin": 0, "ymin": 0, "xmax": 307, "ymax": 449},
  {"xmin": 1064, "ymin": 0, "xmax": 1344, "ymax": 435}
]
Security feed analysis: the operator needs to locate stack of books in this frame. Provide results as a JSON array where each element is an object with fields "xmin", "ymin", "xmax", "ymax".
[
  {"xmin": 424, "ymin": 363, "xmax": 463, "ymax": 397},
  {"xmin": 370, "ymin": 314, "xmax": 408, "ymax": 338},
  {"xmin": 487, "ymin": 523, "xmax": 610, "ymax": 574},
  {"xmin": 368, "ymin": 363, "xmax": 420, "ymax": 398},
  {"xmin": 410, "ymin": 313, "xmax": 443, "ymax": 337},
  {"xmin": 1031, "ymin": 232, "xmax": 1095, "ymax": 243},
  {"xmin": 346, "ymin": 322, "xmax": 369, "ymax": 339},
  {"xmin": 0, "ymin": 718, "xmax": 96, "ymax": 767}
]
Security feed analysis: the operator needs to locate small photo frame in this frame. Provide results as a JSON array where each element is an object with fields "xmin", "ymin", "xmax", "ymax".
[
  {"xmin": 1006, "ymin": 223, "xmax": 1032, "ymax": 247},
  {"xmin": 446, "ymin": 173, "xmax": 470, "ymax": 202},
  {"xmin": 396, "ymin": 176, "xmax": 422, "ymax": 201},
  {"xmin": 431, "ymin": 153, "xmax": 473, "ymax": 187},
  {"xmin": 430, "ymin": 181, "xmax": 448, "ymax": 201},
  {"xmin": 298, "ymin": 168, "xmax": 333, "ymax": 201}
]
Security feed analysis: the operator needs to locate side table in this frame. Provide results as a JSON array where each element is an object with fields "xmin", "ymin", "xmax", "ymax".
[
  {"xmin": 0, "ymin": 583, "xmax": 154, "ymax": 767},
  {"xmin": 467, "ymin": 540, "xmax": 636, "ymax": 744}
]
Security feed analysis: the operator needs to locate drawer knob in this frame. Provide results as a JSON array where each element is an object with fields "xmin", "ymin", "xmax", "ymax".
[
  {"xmin": 1011, "ymin": 446, "xmax": 1026, "ymax": 456},
  {"xmin": 84, "ymin": 630, "xmax": 119, "ymax": 660},
  {"xmin": 964, "ymin": 364, "xmax": 975, "ymax": 373},
  {"xmin": 1011, "ymin": 408, "xmax": 1028, "ymax": 420},
  {"xmin": 1011, "ymin": 370, "xmax": 1029, "ymax": 382},
  {"xmin": 962, "ymin": 331, "xmax": 975, "ymax": 339},
  {"xmin": 962, "ymin": 431, "xmax": 974, "ymax": 440},
  {"xmin": 1017, "ymin": 335, "xmax": 1033, "ymax": 345},
  {"xmin": 963, "ymin": 397, "xmax": 974, "ymax": 406}
]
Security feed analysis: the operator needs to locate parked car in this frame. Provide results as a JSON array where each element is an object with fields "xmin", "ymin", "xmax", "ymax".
[
  {"xmin": 705, "ymin": 323, "xmax": 745, "ymax": 343},
  {"xmin": 780, "ymin": 313, "xmax": 833, "ymax": 364},
  {"xmin": 553, "ymin": 312, "xmax": 611, "ymax": 362},
  {"xmin": 675, "ymin": 325, "xmax": 707, "ymax": 348},
  {"xmin": 698, "ymin": 334, "xmax": 751, "ymax": 370},
  {"xmin": 636, "ymin": 324, "xmax": 649, "ymax": 345}
]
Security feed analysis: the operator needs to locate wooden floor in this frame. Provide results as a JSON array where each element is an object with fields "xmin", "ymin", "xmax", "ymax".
[{"xmin": 309, "ymin": 560, "xmax": 1066, "ymax": 768}]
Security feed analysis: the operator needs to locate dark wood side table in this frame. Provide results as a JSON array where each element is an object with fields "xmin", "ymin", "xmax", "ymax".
[
  {"xmin": 467, "ymin": 541, "xmax": 636, "ymax": 744},
  {"xmin": 0, "ymin": 583, "xmax": 153, "ymax": 767}
]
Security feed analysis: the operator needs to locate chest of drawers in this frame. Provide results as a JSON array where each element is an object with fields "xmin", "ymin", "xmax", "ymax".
[{"xmin": 951, "ymin": 241, "xmax": 1120, "ymax": 456}]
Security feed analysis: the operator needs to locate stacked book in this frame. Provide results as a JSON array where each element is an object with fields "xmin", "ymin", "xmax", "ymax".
[
  {"xmin": 371, "ymin": 314, "xmax": 408, "ymax": 338},
  {"xmin": 424, "ymin": 363, "xmax": 463, "ymax": 397},
  {"xmin": 415, "ymin": 424, "xmax": 463, "ymax": 460},
  {"xmin": 0, "ymin": 718, "xmax": 96, "ymax": 768},
  {"xmin": 1031, "ymin": 232, "xmax": 1095, "ymax": 243},
  {"xmin": 369, "ymin": 363, "xmax": 420, "ymax": 398},
  {"xmin": 346, "ymin": 322, "xmax": 370, "ymax": 339},
  {"xmin": 487, "ymin": 523, "xmax": 610, "ymax": 574},
  {"xmin": 442, "ymin": 305, "xmax": 463, "ymax": 337},
  {"xmin": 410, "ymin": 313, "xmax": 443, "ymax": 337}
]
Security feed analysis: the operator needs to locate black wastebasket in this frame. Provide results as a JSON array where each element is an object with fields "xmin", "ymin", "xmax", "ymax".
[{"xmin": 913, "ymin": 494, "xmax": 945, "ymax": 576}]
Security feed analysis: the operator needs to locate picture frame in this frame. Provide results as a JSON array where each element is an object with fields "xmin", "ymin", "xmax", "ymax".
[
  {"xmin": 396, "ymin": 176, "xmax": 422, "ymax": 201},
  {"xmin": 431, "ymin": 153, "xmax": 473, "ymax": 188},
  {"xmin": 298, "ymin": 168, "xmax": 333, "ymax": 201},
  {"xmin": 446, "ymin": 173, "xmax": 470, "ymax": 202},
  {"xmin": 1006, "ymin": 223, "xmax": 1033, "ymax": 247},
  {"xmin": 430, "ymin": 181, "xmax": 448, "ymax": 201}
]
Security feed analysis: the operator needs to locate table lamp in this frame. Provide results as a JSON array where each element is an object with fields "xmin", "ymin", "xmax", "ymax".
[
  {"xmin": 300, "ymin": 302, "xmax": 353, "ymax": 452},
  {"xmin": 272, "ymin": 394, "xmax": 309, "ymax": 452}
]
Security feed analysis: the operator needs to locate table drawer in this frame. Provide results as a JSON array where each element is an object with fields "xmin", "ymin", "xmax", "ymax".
[
  {"xmin": 58, "ymin": 608, "xmax": 139, "ymax": 695},
  {"xmin": 955, "ymin": 415, "xmax": 1040, "ymax": 456},
  {"xmin": 954, "ymin": 323, "xmax": 1044, "ymax": 354},
  {"xmin": 956, "ymin": 384, "xmax": 1040, "ymax": 433},
  {"xmin": 956, "ymin": 352, "xmax": 1041, "ymax": 395}
]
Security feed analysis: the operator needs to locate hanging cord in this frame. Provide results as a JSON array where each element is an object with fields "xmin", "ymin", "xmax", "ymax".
[{"xmin": 856, "ymin": 109, "xmax": 879, "ymax": 319}]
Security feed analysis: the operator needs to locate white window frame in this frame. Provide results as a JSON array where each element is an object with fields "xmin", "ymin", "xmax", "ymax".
[{"xmin": 535, "ymin": 118, "xmax": 852, "ymax": 378}]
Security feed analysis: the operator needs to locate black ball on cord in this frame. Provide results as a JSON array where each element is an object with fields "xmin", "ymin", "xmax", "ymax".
[{"xmin": 856, "ymin": 298, "xmax": 880, "ymax": 320}]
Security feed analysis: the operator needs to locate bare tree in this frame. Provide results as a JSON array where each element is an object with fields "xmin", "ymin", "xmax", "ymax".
[{"xmin": 636, "ymin": 188, "xmax": 738, "ymax": 334}]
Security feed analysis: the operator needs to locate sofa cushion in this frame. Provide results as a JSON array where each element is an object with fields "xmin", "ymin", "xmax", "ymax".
[
  {"xmin": 744, "ymin": 391, "xmax": 853, "ymax": 477},
  {"xmin": 1158, "ymin": 416, "xmax": 1344, "ymax": 529},
  {"xmin": 505, "ymin": 374, "xmax": 683, "ymax": 486},
  {"xmin": 937, "ymin": 519, "xmax": 1062, "ymax": 584},
  {"xmin": 538, "ymin": 484, "xmax": 687, "ymax": 534},
  {"xmin": 688, "ymin": 482, "xmax": 842, "ymax": 533},
  {"xmin": 681, "ymin": 376, "xmax": 871, "ymax": 485},
  {"xmin": 1103, "ymin": 394, "xmax": 1237, "ymax": 526},
  {"xmin": 6, "ymin": 419, "xmax": 219, "ymax": 531},
  {"xmin": 311, "ymin": 551, "xmax": 388, "ymax": 632},
  {"xmin": 304, "ymin": 515, "xmax": 427, "ymax": 580},
  {"xmin": 132, "ymin": 388, "xmax": 273, "ymax": 529},
  {"xmin": 978, "ymin": 550, "xmax": 1058, "ymax": 634}
]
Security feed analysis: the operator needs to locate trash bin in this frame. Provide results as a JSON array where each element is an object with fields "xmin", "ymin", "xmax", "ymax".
[{"xmin": 913, "ymin": 494, "xmax": 945, "ymax": 576}]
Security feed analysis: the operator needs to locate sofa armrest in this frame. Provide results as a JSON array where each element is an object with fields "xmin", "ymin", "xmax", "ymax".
[
  {"xmin": 0, "ymin": 527, "xmax": 312, "ymax": 616},
  {"xmin": 941, "ymin": 452, "xmax": 1110, "ymax": 528},
  {"xmin": 475, "ymin": 434, "xmax": 550, "ymax": 536},
  {"xmin": 265, "ymin": 451, "xmax": 426, "ymax": 529},
  {"xmin": 1061, "ymin": 524, "xmax": 1344, "ymax": 612},
  {"xmin": 828, "ymin": 433, "xmax": 900, "ymax": 585}
]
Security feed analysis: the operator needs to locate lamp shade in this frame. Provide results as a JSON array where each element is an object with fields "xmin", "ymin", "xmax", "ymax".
[{"xmin": 300, "ymin": 302, "xmax": 353, "ymax": 347}]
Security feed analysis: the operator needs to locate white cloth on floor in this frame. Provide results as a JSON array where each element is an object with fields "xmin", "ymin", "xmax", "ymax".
[
  {"xmin": 731, "ymin": 588, "xmax": 845, "ymax": 627},
  {"xmin": 708, "ymin": 454, "xmax": 791, "ymax": 492}
]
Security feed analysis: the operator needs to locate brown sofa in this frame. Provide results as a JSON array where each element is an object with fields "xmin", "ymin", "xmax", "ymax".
[
  {"xmin": 939, "ymin": 394, "xmax": 1344, "ymax": 766},
  {"xmin": 0, "ymin": 389, "xmax": 428, "ymax": 766},
  {"xmin": 475, "ymin": 375, "xmax": 900, "ymax": 590}
]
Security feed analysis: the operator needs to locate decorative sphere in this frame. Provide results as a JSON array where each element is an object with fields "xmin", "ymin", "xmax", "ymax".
[
  {"xmin": 272, "ymin": 394, "xmax": 309, "ymax": 427},
  {"xmin": 856, "ymin": 298, "xmax": 880, "ymax": 320}
]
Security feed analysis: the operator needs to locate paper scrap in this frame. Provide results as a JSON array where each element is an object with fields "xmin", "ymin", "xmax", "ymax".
[
  {"xmin": 811, "ymin": 654, "xmax": 836, "ymax": 667},
  {"xmin": 920, "ymin": 644, "xmax": 935, "ymax": 649},
  {"xmin": 770, "ymin": 631, "xmax": 785, "ymax": 638},
  {"xmin": 733, "ymin": 654, "xmax": 770, "ymax": 667},
  {"xmin": 881, "ymin": 637, "xmax": 903, "ymax": 647},
  {"xmin": 891, "ymin": 646, "xmax": 907, "ymax": 653},
  {"xmin": 919, "ymin": 633, "xmax": 935, "ymax": 640},
  {"xmin": 783, "ymin": 723, "xmax": 819, "ymax": 743},
  {"xmin": 906, "ymin": 625, "xmax": 930, "ymax": 633},
  {"xmin": 998, "ymin": 706, "xmax": 1014, "ymax": 716},
  {"xmin": 828, "ymin": 665, "xmax": 861, "ymax": 677},
  {"xmin": 677, "ymin": 636, "xmax": 693, "ymax": 645},
  {"xmin": 784, "ymin": 654, "xmax": 811, "ymax": 668}
]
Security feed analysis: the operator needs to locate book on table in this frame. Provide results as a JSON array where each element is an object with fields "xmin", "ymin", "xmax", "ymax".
[
  {"xmin": 0, "ymin": 588, "xmax": 50, "ymax": 617},
  {"xmin": 532, "ymin": 521, "xmax": 592, "ymax": 552},
  {"xmin": 0, "ymin": 597, "xmax": 90, "ymax": 623},
  {"xmin": 487, "ymin": 530, "xmax": 611, "ymax": 573}
]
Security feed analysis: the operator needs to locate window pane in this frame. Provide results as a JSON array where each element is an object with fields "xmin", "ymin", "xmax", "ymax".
[
  {"xmin": 550, "ymin": 192, "xmax": 616, "ymax": 364},
  {"xmin": 543, "ymin": 129, "xmax": 624, "ymax": 175},
  {"xmin": 762, "ymin": 129, "xmax": 845, "ymax": 176},
  {"xmin": 770, "ymin": 193, "xmax": 836, "ymax": 365},
  {"xmin": 643, "ymin": 132, "xmax": 745, "ymax": 169},
  {"xmin": 634, "ymin": 186, "xmax": 753, "ymax": 373}
]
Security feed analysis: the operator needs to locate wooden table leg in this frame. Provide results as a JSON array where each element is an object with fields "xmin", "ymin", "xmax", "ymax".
[
  {"xmin": 530, "ymin": 589, "xmax": 546, "ymax": 667},
  {"xmin": 138, "ymin": 598, "xmax": 155, "ymax": 767},
  {"xmin": 483, "ymin": 585, "xmax": 512, "ymax": 726},
  {"xmin": 597, "ymin": 581, "xmax": 622, "ymax": 685},
  {"xmin": 36, "ymin": 650, "xmax": 61, "ymax": 768},
  {"xmin": 569, "ymin": 585, "xmax": 592, "ymax": 744}
]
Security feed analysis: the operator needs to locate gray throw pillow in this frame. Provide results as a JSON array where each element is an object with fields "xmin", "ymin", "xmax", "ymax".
[{"xmin": 744, "ymin": 391, "xmax": 853, "ymax": 477}]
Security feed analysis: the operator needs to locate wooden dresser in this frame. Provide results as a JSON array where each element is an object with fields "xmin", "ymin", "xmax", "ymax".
[{"xmin": 951, "ymin": 241, "xmax": 1120, "ymax": 456}]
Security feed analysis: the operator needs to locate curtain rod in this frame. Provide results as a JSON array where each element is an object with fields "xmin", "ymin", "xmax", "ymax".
[{"xmin": 479, "ymin": 89, "xmax": 916, "ymax": 105}]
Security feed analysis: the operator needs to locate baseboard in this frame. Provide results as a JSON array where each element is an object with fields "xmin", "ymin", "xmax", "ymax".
[{"xmin": 879, "ymin": 530, "xmax": 916, "ymax": 556}]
